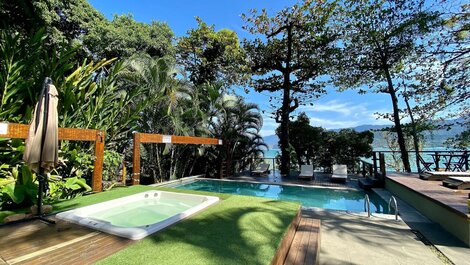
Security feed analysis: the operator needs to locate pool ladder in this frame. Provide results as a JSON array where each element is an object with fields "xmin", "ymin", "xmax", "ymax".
[
  {"xmin": 364, "ymin": 194, "xmax": 371, "ymax": 217},
  {"xmin": 388, "ymin": 196, "xmax": 399, "ymax": 221},
  {"xmin": 364, "ymin": 195, "xmax": 399, "ymax": 220}
]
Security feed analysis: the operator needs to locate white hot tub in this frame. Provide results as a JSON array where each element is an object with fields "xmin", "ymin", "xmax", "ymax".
[{"xmin": 56, "ymin": 191, "xmax": 219, "ymax": 240}]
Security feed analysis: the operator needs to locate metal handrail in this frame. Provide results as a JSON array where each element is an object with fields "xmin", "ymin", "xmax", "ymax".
[
  {"xmin": 364, "ymin": 194, "xmax": 371, "ymax": 218},
  {"xmin": 388, "ymin": 196, "xmax": 399, "ymax": 221}
]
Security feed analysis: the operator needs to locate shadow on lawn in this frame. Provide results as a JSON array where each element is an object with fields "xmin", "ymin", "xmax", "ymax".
[{"xmin": 144, "ymin": 199, "xmax": 297, "ymax": 265}]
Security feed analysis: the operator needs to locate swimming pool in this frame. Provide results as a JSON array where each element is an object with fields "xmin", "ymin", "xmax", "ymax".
[
  {"xmin": 174, "ymin": 179, "xmax": 389, "ymax": 214},
  {"xmin": 56, "ymin": 191, "xmax": 219, "ymax": 240}
]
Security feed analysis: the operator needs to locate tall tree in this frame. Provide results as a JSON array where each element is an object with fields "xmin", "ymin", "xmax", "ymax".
[
  {"xmin": 177, "ymin": 17, "xmax": 248, "ymax": 88},
  {"xmin": 0, "ymin": 0, "xmax": 105, "ymax": 53},
  {"xmin": 334, "ymin": 0, "xmax": 439, "ymax": 172},
  {"xmin": 243, "ymin": 0, "xmax": 338, "ymax": 175},
  {"xmin": 84, "ymin": 14, "xmax": 175, "ymax": 60}
]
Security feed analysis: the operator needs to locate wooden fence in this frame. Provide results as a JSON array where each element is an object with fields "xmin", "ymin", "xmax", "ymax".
[
  {"xmin": 132, "ymin": 132, "xmax": 222, "ymax": 185},
  {"xmin": 0, "ymin": 122, "xmax": 105, "ymax": 192}
]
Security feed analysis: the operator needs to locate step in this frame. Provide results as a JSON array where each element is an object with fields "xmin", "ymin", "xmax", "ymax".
[{"xmin": 284, "ymin": 218, "xmax": 321, "ymax": 265}]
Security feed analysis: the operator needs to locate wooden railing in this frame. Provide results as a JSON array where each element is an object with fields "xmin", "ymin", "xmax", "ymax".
[
  {"xmin": 363, "ymin": 150, "xmax": 469, "ymax": 178},
  {"xmin": 0, "ymin": 122, "xmax": 105, "ymax": 192}
]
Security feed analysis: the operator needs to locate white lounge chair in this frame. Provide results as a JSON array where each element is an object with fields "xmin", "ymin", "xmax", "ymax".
[
  {"xmin": 251, "ymin": 163, "xmax": 270, "ymax": 175},
  {"xmin": 443, "ymin": 176, "xmax": 470, "ymax": 190},
  {"xmin": 419, "ymin": 171, "xmax": 470, "ymax": 181},
  {"xmin": 298, "ymin": 165, "xmax": 314, "ymax": 180},
  {"xmin": 331, "ymin": 164, "xmax": 348, "ymax": 183}
]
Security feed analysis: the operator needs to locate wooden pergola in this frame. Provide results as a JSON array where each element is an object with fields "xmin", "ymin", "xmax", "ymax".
[
  {"xmin": 0, "ymin": 122, "xmax": 105, "ymax": 192},
  {"xmin": 132, "ymin": 132, "xmax": 222, "ymax": 185}
]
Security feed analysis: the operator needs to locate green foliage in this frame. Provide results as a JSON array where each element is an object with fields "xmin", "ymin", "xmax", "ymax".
[
  {"xmin": 103, "ymin": 150, "xmax": 122, "ymax": 182},
  {"xmin": 56, "ymin": 148, "xmax": 95, "ymax": 180},
  {"xmin": 59, "ymin": 58, "xmax": 148, "ymax": 149},
  {"xmin": 47, "ymin": 176, "xmax": 91, "ymax": 202},
  {"xmin": 84, "ymin": 14, "xmax": 175, "ymax": 59},
  {"xmin": 284, "ymin": 113, "xmax": 374, "ymax": 171},
  {"xmin": 0, "ymin": 0, "xmax": 105, "ymax": 54},
  {"xmin": 0, "ymin": 30, "xmax": 46, "ymax": 122},
  {"xmin": 0, "ymin": 165, "xmax": 38, "ymax": 210},
  {"xmin": 445, "ymin": 127, "xmax": 470, "ymax": 149},
  {"xmin": 177, "ymin": 17, "xmax": 248, "ymax": 88}
]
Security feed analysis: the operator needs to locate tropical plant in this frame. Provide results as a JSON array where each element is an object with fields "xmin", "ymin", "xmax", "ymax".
[
  {"xmin": 209, "ymin": 94, "xmax": 266, "ymax": 176},
  {"xmin": 0, "ymin": 165, "xmax": 38, "ymax": 210}
]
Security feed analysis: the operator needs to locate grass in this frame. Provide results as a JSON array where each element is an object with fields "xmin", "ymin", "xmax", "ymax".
[{"xmin": 1, "ymin": 185, "xmax": 300, "ymax": 265}]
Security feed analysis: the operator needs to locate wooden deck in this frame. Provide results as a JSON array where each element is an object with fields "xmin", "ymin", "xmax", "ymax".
[
  {"xmin": 284, "ymin": 218, "xmax": 320, "ymax": 265},
  {"xmin": 1, "ymin": 212, "xmax": 320, "ymax": 265},
  {"xmin": 387, "ymin": 172, "xmax": 470, "ymax": 218},
  {"xmin": 0, "ymin": 217, "xmax": 132, "ymax": 265}
]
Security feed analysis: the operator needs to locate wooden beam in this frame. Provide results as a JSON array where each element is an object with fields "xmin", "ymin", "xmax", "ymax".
[
  {"xmin": 138, "ymin": 133, "xmax": 221, "ymax": 145},
  {"xmin": 0, "ymin": 122, "xmax": 105, "ymax": 192},
  {"xmin": 0, "ymin": 122, "xmax": 99, "ymax": 141}
]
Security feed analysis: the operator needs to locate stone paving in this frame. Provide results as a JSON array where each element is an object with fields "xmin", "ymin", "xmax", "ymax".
[{"xmin": 229, "ymin": 171, "xmax": 470, "ymax": 264}]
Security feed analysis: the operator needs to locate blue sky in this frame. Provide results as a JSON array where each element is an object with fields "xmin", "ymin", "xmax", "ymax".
[{"xmin": 89, "ymin": 0, "xmax": 395, "ymax": 136}]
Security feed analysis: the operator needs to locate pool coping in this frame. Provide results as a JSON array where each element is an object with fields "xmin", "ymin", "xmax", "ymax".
[{"xmin": 162, "ymin": 177, "xmax": 360, "ymax": 191}]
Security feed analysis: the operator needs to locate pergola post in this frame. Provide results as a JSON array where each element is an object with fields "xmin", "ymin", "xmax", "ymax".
[
  {"xmin": 132, "ymin": 132, "xmax": 141, "ymax": 185},
  {"xmin": 92, "ymin": 131, "xmax": 105, "ymax": 192}
]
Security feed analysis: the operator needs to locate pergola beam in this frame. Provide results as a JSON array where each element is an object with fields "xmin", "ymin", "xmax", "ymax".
[
  {"xmin": 132, "ymin": 132, "xmax": 222, "ymax": 184},
  {"xmin": 0, "ymin": 122, "xmax": 105, "ymax": 192}
]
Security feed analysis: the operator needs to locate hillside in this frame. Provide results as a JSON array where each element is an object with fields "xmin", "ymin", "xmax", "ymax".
[{"xmin": 263, "ymin": 119, "xmax": 467, "ymax": 150}]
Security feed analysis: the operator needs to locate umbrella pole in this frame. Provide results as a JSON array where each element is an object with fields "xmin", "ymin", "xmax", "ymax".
[{"xmin": 35, "ymin": 78, "xmax": 55, "ymax": 224}]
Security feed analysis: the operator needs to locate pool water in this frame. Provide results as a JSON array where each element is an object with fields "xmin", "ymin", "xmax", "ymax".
[
  {"xmin": 56, "ymin": 191, "xmax": 219, "ymax": 240},
  {"xmin": 175, "ymin": 180, "xmax": 390, "ymax": 214},
  {"xmin": 92, "ymin": 197, "xmax": 201, "ymax": 227}
]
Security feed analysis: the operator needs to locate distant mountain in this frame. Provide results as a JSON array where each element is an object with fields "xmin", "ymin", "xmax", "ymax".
[
  {"xmin": 330, "ymin": 124, "xmax": 392, "ymax": 132},
  {"xmin": 262, "ymin": 119, "xmax": 467, "ymax": 150},
  {"xmin": 263, "ymin": 134, "xmax": 279, "ymax": 149}
]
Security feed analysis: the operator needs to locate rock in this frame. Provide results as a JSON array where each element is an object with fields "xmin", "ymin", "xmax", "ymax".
[
  {"xmin": 30, "ymin": 205, "xmax": 37, "ymax": 214},
  {"xmin": 43, "ymin": 205, "xmax": 53, "ymax": 214},
  {"xmin": 30, "ymin": 204, "xmax": 53, "ymax": 214},
  {"xmin": 3, "ymin": 213, "xmax": 26, "ymax": 223}
]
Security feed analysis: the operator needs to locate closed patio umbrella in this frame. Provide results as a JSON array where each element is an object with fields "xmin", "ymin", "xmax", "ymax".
[{"xmin": 23, "ymin": 77, "xmax": 58, "ymax": 222}]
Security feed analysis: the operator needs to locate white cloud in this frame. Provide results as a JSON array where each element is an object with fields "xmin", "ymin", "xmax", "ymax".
[
  {"xmin": 259, "ymin": 100, "xmax": 393, "ymax": 136},
  {"xmin": 297, "ymin": 100, "xmax": 368, "ymax": 116}
]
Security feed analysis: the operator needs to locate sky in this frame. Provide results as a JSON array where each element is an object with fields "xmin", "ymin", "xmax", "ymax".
[{"xmin": 89, "ymin": 0, "xmax": 395, "ymax": 136}]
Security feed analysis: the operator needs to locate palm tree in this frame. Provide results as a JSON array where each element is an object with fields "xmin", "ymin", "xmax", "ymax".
[{"xmin": 208, "ymin": 94, "xmax": 266, "ymax": 176}]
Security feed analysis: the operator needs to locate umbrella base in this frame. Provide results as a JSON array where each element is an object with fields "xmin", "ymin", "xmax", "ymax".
[{"xmin": 32, "ymin": 215, "xmax": 56, "ymax": 224}]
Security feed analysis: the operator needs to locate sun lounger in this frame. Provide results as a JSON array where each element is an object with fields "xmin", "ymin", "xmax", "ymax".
[
  {"xmin": 442, "ymin": 176, "xmax": 470, "ymax": 190},
  {"xmin": 251, "ymin": 163, "xmax": 270, "ymax": 175},
  {"xmin": 419, "ymin": 171, "xmax": 470, "ymax": 181},
  {"xmin": 298, "ymin": 165, "xmax": 314, "ymax": 180},
  {"xmin": 331, "ymin": 164, "xmax": 347, "ymax": 183}
]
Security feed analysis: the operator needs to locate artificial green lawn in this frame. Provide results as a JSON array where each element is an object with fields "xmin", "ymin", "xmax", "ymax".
[{"xmin": 1, "ymin": 185, "xmax": 300, "ymax": 265}]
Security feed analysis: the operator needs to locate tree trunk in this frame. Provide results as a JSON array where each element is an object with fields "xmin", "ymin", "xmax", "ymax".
[
  {"xmin": 403, "ymin": 93, "xmax": 421, "ymax": 172},
  {"xmin": 384, "ymin": 68, "xmax": 411, "ymax": 172},
  {"xmin": 279, "ymin": 91, "xmax": 291, "ymax": 175},
  {"xmin": 279, "ymin": 25, "xmax": 293, "ymax": 176}
]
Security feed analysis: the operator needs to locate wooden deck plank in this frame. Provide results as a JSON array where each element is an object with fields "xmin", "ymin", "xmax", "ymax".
[
  {"xmin": 387, "ymin": 173, "xmax": 470, "ymax": 218},
  {"xmin": 0, "ymin": 218, "xmax": 133, "ymax": 265},
  {"xmin": 284, "ymin": 217, "xmax": 320, "ymax": 265},
  {"xmin": 304, "ymin": 219, "xmax": 320, "ymax": 265}
]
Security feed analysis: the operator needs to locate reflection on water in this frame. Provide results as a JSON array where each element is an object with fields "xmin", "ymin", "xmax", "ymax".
[{"xmin": 175, "ymin": 180, "xmax": 389, "ymax": 214}]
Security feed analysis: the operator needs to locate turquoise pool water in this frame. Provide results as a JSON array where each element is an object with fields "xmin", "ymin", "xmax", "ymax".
[{"xmin": 175, "ymin": 180, "xmax": 390, "ymax": 214}]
